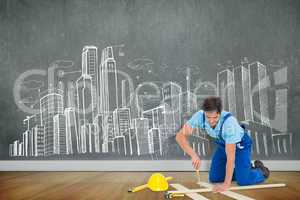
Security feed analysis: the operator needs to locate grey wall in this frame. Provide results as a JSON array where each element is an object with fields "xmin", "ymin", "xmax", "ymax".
[{"xmin": 0, "ymin": 0, "xmax": 299, "ymax": 160}]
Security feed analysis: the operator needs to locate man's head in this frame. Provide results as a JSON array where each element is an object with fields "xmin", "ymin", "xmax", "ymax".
[{"xmin": 201, "ymin": 96, "xmax": 222, "ymax": 128}]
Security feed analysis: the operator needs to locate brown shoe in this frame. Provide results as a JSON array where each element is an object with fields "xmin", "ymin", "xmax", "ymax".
[{"xmin": 254, "ymin": 160, "xmax": 270, "ymax": 178}]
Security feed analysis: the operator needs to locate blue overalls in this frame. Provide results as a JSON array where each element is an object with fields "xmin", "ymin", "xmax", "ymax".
[{"xmin": 205, "ymin": 113, "xmax": 266, "ymax": 186}]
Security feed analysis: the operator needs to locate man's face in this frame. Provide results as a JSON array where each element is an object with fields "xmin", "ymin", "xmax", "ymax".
[{"xmin": 204, "ymin": 111, "xmax": 220, "ymax": 128}]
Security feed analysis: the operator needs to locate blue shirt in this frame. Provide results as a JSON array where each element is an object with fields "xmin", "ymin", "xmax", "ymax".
[{"xmin": 186, "ymin": 110, "xmax": 244, "ymax": 144}]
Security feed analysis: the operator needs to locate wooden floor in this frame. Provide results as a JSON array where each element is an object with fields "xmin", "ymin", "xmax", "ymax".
[{"xmin": 0, "ymin": 171, "xmax": 299, "ymax": 200}]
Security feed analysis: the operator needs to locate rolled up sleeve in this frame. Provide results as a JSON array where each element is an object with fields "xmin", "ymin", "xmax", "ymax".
[{"xmin": 186, "ymin": 111, "xmax": 203, "ymax": 129}]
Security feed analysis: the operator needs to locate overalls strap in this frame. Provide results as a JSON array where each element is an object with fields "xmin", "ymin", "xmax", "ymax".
[{"xmin": 219, "ymin": 113, "xmax": 233, "ymax": 139}]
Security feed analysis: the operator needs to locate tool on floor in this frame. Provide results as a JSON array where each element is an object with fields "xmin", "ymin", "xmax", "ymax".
[
  {"xmin": 196, "ymin": 169, "xmax": 200, "ymax": 183},
  {"xmin": 128, "ymin": 173, "xmax": 173, "ymax": 193}
]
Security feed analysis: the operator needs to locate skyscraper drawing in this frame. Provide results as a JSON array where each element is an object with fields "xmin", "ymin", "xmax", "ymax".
[
  {"xmin": 28, "ymin": 130, "xmax": 34, "ymax": 156},
  {"xmin": 82, "ymin": 46, "xmax": 98, "ymax": 120},
  {"xmin": 148, "ymin": 128, "xmax": 161, "ymax": 155},
  {"xmin": 162, "ymin": 82, "xmax": 182, "ymax": 130},
  {"xmin": 99, "ymin": 47, "xmax": 119, "ymax": 152},
  {"xmin": 113, "ymin": 135, "xmax": 126, "ymax": 155},
  {"xmin": 121, "ymin": 80, "xmax": 127, "ymax": 108},
  {"xmin": 249, "ymin": 62, "xmax": 270, "ymax": 125},
  {"xmin": 124, "ymin": 128, "xmax": 137, "ymax": 155},
  {"xmin": 76, "ymin": 74, "xmax": 93, "ymax": 125},
  {"xmin": 86, "ymin": 123, "xmax": 93, "ymax": 153},
  {"xmin": 81, "ymin": 123, "xmax": 98, "ymax": 153},
  {"xmin": 93, "ymin": 114, "xmax": 103, "ymax": 153},
  {"xmin": 113, "ymin": 107, "xmax": 131, "ymax": 137},
  {"xmin": 106, "ymin": 113, "xmax": 115, "ymax": 152},
  {"xmin": 13, "ymin": 140, "xmax": 19, "ymax": 157},
  {"xmin": 23, "ymin": 114, "xmax": 41, "ymax": 132},
  {"xmin": 76, "ymin": 74, "xmax": 93, "ymax": 153},
  {"xmin": 269, "ymin": 67, "xmax": 288, "ymax": 132},
  {"xmin": 137, "ymin": 94, "xmax": 162, "ymax": 114},
  {"xmin": 22, "ymin": 131, "xmax": 29, "ymax": 157},
  {"xmin": 80, "ymin": 124, "xmax": 88, "ymax": 153},
  {"xmin": 53, "ymin": 114, "xmax": 67, "ymax": 154},
  {"xmin": 217, "ymin": 69, "xmax": 236, "ymax": 115},
  {"xmin": 18, "ymin": 142, "xmax": 23, "ymax": 156},
  {"xmin": 142, "ymin": 104, "xmax": 175, "ymax": 135},
  {"xmin": 89, "ymin": 123, "xmax": 100, "ymax": 153},
  {"xmin": 65, "ymin": 107, "xmax": 79, "ymax": 154},
  {"xmin": 113, "ymin": 109, "xmax": 130, "ymax": 156},
  {"xmin": 133, "ymin": 118, "xmax": 149, "ymax": 155},
  {"xmin": 32, "ymin": 125, "xmax": 44, "ymax": 156},
  {"xmin": 142, "ymin": 104, "xmax": 176, "ymax": 155},
  {"xmin": 99, "ymin": 46, "xmax": 119, "ymax": 113},
  {"xmin": 40, "ymin": 88, "xmax": 64, "ymax": 156},
  {"xmin": 233, "ymin": 65, "xmax": 253, "ymax": 121}
]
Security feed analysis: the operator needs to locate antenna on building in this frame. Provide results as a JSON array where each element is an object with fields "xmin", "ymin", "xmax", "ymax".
[
  {"xmin": 122, "ymin": 80, "xmax": 126, "ymax": 108},
  {"xmin": 186, "ymin": 67, "xmax": 191, "ymax": 92}
]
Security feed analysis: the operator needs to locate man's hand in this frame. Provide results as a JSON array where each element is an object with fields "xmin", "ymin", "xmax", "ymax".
[
  {"xmin": 212, "ymin": 183, "xmax": 231, "ymax": 193},
  {"xmin": 191, "ymin": 154, "xmax": 201, "ymax": 170}
]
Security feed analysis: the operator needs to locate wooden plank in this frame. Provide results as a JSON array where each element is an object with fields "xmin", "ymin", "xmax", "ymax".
[
  {"xmin": 167, "ymin": 183, "xmax": 286, "ymax": 194},
  {"xmin": 170, "ymin": 183, "xmax": 210, "ymax": 200},
  {"xmin": 198, "ymin": 182, "xmax": 255, "ymax": 200}
]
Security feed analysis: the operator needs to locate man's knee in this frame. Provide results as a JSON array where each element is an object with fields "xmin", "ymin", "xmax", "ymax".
[
  {"xmin": 235, "ymin": 170, "xmax": 265, "ymax": 186},
  {"xmin": 235, "ymin": 171, "xmax": 254, "ymax": 186},
  {"xmin": 236, "ymin": 177, "xmax": 249, "ymax": 186}
]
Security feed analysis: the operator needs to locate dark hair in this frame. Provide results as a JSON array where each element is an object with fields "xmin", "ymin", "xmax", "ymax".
[{"xmin": 201, "ymin": 96, "xmax": 222, "ymax": 113}]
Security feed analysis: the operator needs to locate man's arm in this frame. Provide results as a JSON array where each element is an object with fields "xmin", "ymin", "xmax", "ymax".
[
  {"xmin": 176, "ymin": 124, "xmax": 201, "ymax": 169},
  {"xmin": 224, "ymin": 143, "xmax": 236, "ymax": 185},
  {"xmin": 213, "ymin": 143, "xmax": 236, "ymax": 193}
]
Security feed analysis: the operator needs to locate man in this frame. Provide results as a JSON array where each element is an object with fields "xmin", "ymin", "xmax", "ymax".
[{"xmin": 176, "ymin": 96, "xmax": 270, "ymax": 193}]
